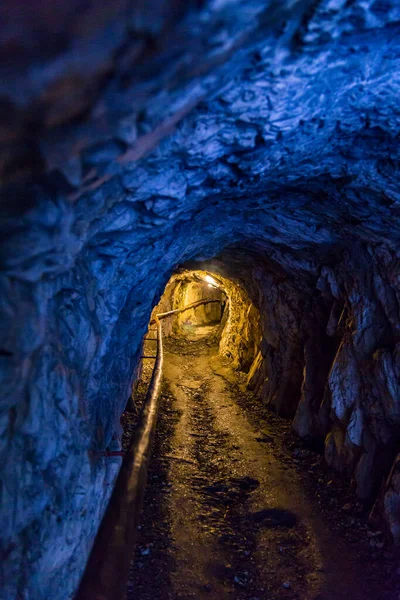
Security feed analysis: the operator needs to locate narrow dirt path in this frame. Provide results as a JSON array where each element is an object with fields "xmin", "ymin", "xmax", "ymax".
[{"xmin": 126, "ymin": 329, "xmax": 397, "ymax": 600}]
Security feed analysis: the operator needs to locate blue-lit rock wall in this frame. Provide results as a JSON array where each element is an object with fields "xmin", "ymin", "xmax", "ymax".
[{"xmin": 1, "ymin": 0, "xmax": 400, "ymax": 598}]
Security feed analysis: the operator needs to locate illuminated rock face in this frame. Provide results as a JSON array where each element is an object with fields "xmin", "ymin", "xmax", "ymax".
[
  {"xmin": 1, "ymin": 0, "xmax": 400, "ymax": 597},
  {"xmin": 153, "ymin": 270, "xmax": 261, "ymax": 370}
]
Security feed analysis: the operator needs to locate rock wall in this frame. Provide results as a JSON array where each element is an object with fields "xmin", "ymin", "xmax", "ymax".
[
  {"xmin": 174, "ymin": 281, "xmax": 223, "ymax": 328},
  {"xmin": 151, "ymin": 270, "xmax": 261, "ymax": 372},
  {"xmin": 149, "ymin": 274, "xmax": 223, "ymax": 335},
  {"xmin": 2, "ymin": 0, "xmax": 400, "ymax": 597},
  {"xmin": 216, "ymin": 275, "xmax": 261, "ymax": 372},
  {"xmin": 197, "ymin": 248, "xmax": 400, "ymax": 542}
]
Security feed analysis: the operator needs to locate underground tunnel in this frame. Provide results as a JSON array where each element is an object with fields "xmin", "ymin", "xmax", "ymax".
[{"xmin": 1, "ymin": 0, "xmax": 400, "ymax": 599}]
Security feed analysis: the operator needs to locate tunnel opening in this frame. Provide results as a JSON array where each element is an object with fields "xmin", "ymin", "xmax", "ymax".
[
  {"xmin": 125, "ymin": 265, "xmax": 263, "ymax": 440},
  {"xmin": 145, "ymin": 267, "xmax": 261, "ymax": 371},
  {"xmin": 153, "ymin": 271, "xmax": 227, "ymax": 341}
]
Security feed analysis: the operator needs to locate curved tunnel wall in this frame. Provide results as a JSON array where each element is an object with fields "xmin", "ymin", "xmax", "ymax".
[
  {"xmin": 2, "ymin": 0, "xmax": 400, "ymax": 598},
  {"xmin": 3, "ymin": 142, "xmax": 400, "ymax": 600},
  {"xmin": 3, "ymin": 183, "xmax": 400, "ymax": 600},
  {"xmin": 151, "ymin": 269, "xmax": 261, "ymax": 372}
]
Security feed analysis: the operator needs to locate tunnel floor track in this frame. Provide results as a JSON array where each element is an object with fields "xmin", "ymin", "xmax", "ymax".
[{"xmin": 126, "ymin": 327, "xmax": 398, "ymax": 600}]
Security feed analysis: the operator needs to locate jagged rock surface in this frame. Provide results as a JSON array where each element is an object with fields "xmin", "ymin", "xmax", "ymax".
[{"xmin": 1, "ymin": 0, "xmax": 400, "ymax": 598}]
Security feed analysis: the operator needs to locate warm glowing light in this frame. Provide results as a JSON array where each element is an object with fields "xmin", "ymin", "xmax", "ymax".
[{"xmin": 204, "ymin": 275, "xmax": 218, "ymax": 288}]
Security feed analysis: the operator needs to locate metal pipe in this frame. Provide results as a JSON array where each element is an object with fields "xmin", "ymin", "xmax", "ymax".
[
  {"xmin": 151, "ymin": 297, "xmax": 220, "ymax": 322},
  {"xmin": 75, "ymin": 316, "xmax": 163, "ymax": 600}
]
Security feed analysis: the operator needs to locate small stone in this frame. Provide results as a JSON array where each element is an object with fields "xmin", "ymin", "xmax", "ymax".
[
  {"xmin": 140, "ymin": 546, "xmax": 150, "ymax": 556},
  {"xmin": 234, "ymin": 575, "xmax": 247, "ymax": 587},
  {"xmin": 342, "ymin": 503, "xmax": 352, "ymax": 512},
  {"xmin": 283, "ymin": 581, "xmax": 291, "ymax": 589}
]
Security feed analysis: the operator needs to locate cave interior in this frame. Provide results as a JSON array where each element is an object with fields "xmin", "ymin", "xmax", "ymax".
[{"xmin": 1, "ymin": 0, "xmax": 400, "ymax": 598}]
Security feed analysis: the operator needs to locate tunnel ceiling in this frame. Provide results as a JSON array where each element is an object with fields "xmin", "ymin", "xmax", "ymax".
[{"xmin": 2, "ymin": 0, "xmax": 400, "ymax": 280}]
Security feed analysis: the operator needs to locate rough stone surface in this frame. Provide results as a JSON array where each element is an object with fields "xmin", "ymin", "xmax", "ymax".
[
  {"xmin": 151, "ymin": 269, "xmax": 260, "ymax": 372},
  {"xmin": 2, "ymin": 0, "xmax": 400, "ymax": 598}
]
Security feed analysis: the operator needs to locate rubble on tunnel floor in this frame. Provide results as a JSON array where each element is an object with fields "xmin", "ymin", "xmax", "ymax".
[{"xmin": 126, "ymin": 327, "xmax": 400, "ymax": 600}]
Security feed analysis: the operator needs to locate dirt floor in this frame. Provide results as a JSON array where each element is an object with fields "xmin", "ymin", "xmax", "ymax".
[{"xmin": 124, "ymin": 326, "xmax": 400, "ymax": 600}]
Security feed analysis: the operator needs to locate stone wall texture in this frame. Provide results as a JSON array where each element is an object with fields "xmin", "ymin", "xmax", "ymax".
[{"xmin": 2, "ymin": 0, "xmax": 400, "ymax": 598}]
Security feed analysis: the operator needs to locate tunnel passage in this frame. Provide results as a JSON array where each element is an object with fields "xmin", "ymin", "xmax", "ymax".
[
  {"xmin": 2, "ymin": 0, "xmax": 400, "ymax": 599},
  {"xmin": 154, "ymin": 272, "xmax": 227, "ymax": 337},
  {"xmin": 3, "ymin": 236, "xmax": 400, "ymax": 600},
  {"xmin": 125, "ymin": 256, "xmax": 400, "ymax": 599},
  {"xmin": 145, "ymin": 269, "xmax": 260, "ymax": 372},
  {"xmin": 137, "ymin": 248, "xmax": 400, "ymax": 515}
]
